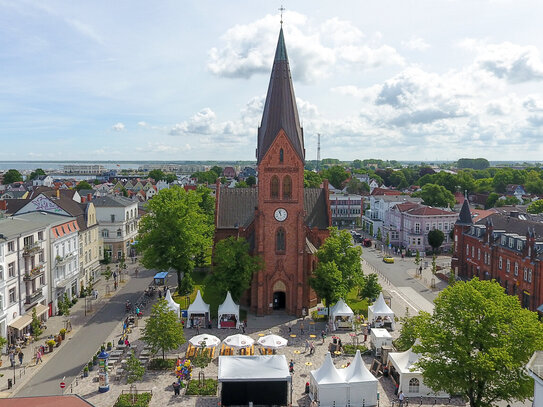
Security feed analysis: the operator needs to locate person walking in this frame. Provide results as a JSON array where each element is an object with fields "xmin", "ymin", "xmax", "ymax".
[
  {"xmin": 300, "ymin": 322, "xmax": 305, "ymax": 335},
  {"xmin": 18, "ymin": 351, "xmax": 24, "ymax": 365},
  {"xmin": 36, "ymin": 349, "xmax": 42, "ymax": 365},
  {"xmin": 9, "ymin": 350, "xmax": 15, "ymax": 367},
  {"xmin": 172, "ymin": 381, "xmax": 181, "ymax": 395},
  {"xmin": 304, "ymin": 339, "xmax": 310, "ymax": 353},
  {"xmin": 289, "ymin": 359, "xmax": 295, "ymax": 374},
  {"xmin": 398, "ymin": 390, "xmax": 405, "ymax": 406},
  {"xmin": 309, "ymin": 341, "xmax": 315, "ymax": 355},
  {"xmin": 321, "ymin": 330, "xmax": 326, "ymax": 344}
]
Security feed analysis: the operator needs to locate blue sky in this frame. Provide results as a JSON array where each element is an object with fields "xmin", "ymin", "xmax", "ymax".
[{"xmin": 1, "ymin": 0, "xmax": 543, "ymax": 162}]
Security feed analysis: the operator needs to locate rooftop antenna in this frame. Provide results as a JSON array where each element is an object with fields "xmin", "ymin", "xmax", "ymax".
[
  {"xmin": 316, "ymin": 133, "xmax": 321, "ymax": 172},
  {"xmin": 279, "ymin": 5, "xmax": 285, "ymax": 26}
]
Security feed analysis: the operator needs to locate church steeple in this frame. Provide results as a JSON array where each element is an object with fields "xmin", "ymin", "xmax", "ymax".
[{"xmin": 257, "ymin": 27, "xmax": 304, "ymax": 164}]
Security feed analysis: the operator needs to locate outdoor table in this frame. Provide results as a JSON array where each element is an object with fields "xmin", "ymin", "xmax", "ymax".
[
  {"xmin": 258, "ymin": 333, "xmax": 265, "ymax": 337},
  {"xmin": 290, "ymin": 334, "xmax": 296, "ymax": 338},
  {"xmin": 309, "ymin": 334, "xmax": 316, "ymax": 338},
  {"xmin": 293, "ymin": 350, "xmax": 301, "ymax": 354},
  {"xmin": 305, "ymin": 362, "xmax": 312, "ymax": 366}
]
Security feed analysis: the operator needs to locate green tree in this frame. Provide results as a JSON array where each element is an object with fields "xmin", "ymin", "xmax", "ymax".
[
  {"xmin": 414, "ymin": 279, "xmax": 543, "ymax": 407},
  {"xmin": 191, "ymin": 170, "xmax": 218, "ymax": 184},
  {"xmin": 30, "ymin": 307, "xmax": 42, "ymax": 339},
  {"xmin": 29, "ymin": 168, "xmax": 46, "ymax": 180},
  {"xmin": 304, "ymin": 170, "xmax": 323, "ymax": 188},
  {"xmin": 142, "ymin": 299, "xmax": 186, "ymax": 360},
  {"xmin": 58, "ymin": 292, "xmax": 71, "ymax": 316},
  {"xmin": 322, "ymin": 166, "xmax": 349, "ymax": 189},
  {"xmin": 485, "ymin": 192, "xmax": 500, "ymax": 209},
  {"xmin": 431, "ymin": 254, "xmax": 437, "ymax": 275},
  {"xmin": 125, "ymin": 350, "xmax": 145, "ymax": 383},
  {"xmin": 120, "ymin": 187, "xmax": 128, "ymax": 197},
  {"xmin": 456, "ymin": 158, "xmax": 490, "ymax": 170},
  {"xmin": 213, "ymin": 237, "xmax": 262, "ymax": 301},
  {"xmin": 75, "ymin": 180, "xmax": 93, "ymax": 191},
  {"xmin": 475, "ymin": 178, "xmax": 494, "ymax": 194},
  {"xmin": 525, "ymin": 173, "xmax": 543, "ymax": 194},
  {"xmin": 369, "ymin": 223, "xmax": 374, "ymax": 236},
  {"xmin": 235, "ymin": 180, "xmax": 249, "ymax": 188},
  {"xmin": 360, "ymin": 273, "xmax": 381, "ymax": 300},
  {"xmin": 2, "ymin": 169, "xmax": 23, "ymax": 184},
  {"xmin": 394, "ymin": 311, "xmax": 431, "ymax": 352},
  {"xmin": 310, "ymin": 262, "xmax": 344, "ymax": 315},
  {"xmin": 496, "ymin": 196, "xmax": 520, "ymax": 207},
  {"xmin": 527, "ymin": 199, "xmax": 543, "ymax": 214},
  {"xmin": 148, "ymin": 169, "xmax": 165, "ymax": 182},
  {"xmin": 246, "ymin": 176, "xmax": 256, "ymax": 187},
  {"xmin": 376, "ymin": 228, "xmax": 382, "ymax": 241},
  {"xmin": 345, "ymin": 178, "xmax": 369, "ymax": 194},
  {"xmin": 414, "ymin": 183, "xmax": 456, "ymax": 208},
  {"xmin": 137, "ymin": 186, "xmax": 213, "ymax": 291},
  {"xmin": 165, "ymin": 173, "xmax": 177, "ymax": 183},
  {"xmin": 210, "ymin": 166, "xmax": 223, "ymax": 178},
  {"xmin": 414, "ymin": 250, "xmax": 421, "ymax": 266},
  {"xmin": 427, "ymin": 229, "xmax": 445, "ymax": 253}
]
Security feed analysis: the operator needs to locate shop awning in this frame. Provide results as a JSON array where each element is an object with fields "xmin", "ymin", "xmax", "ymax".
[
  {"xmin": 33, "ymin": 303, "xmax": 48, "ymax": 318},
  {"xmin": 9, "ymin": 314, "xmax": 32, "ymax": 331}
]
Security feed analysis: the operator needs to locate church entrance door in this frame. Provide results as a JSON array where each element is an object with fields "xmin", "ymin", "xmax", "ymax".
[{"xmin": 273, "ymin": 291, "xmax": 286, "ymax": 310}]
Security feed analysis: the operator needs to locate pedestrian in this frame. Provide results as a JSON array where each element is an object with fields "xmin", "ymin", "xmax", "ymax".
[
  {"xmin": 114, "ymin": 280, "xmax": 118, "ymax": 290},
  {"xmin": 338, "ymin": 338, "xmax": 343, "ymax": 352},
  {"xmin": 398, "ymin": 390, "xmax": 405, "ymax": 406},
  {"xmin": 158, "ymin": 291, "xmax": 162, "ymax": 299},
  {"xmin": 9, "ymin": 350, "xmax": 15, "ymax": 367},
  {"xmin": 125, "ymin": 338, "xmax": 131, "ymax": 348},
  {"xmin": 113, "ymin": 271, "xmax": 117, "ymax": 281},
  {"xmin": 419, "ymin": 265, "xmax": 422, "ymax": 275},
  {"xmin": 309, "ymin": 341, "xmax": 315, "ymax": 355},
  {"xmin": 241, "ymin": 321, "xmax": 246, "ymax": 334},
  {"xmin": 172, "ymin": 381, "xmax": 181, "ymax": 395},
  {"xmin": 36, "ymin": 349, "xmax": 42, "ymax": 365},
  {"xmin": 135, "ymin": 268, "xmax": 139, "ymax": 277},
  {"xmin": 196, "ymin": 321, "xmax": 200, "ymax": 335},
  {"xmin": 18, "ymin": 351, "xmax": 23, "ymax": 365},
  {"xmin": 321, "ymin": 330, "xmax": 326, "ymax": 344},
  {"xmin": 289, "ymin": 359, "xmax": 294, "ymax": 374},
  {"xmin": 300, "ymin": 322, "xmax": 305, "ymax": 335},
  {"xmin": 288, "ymin": 325, "xmax": 292, "ymax": 333},
  {"xmin": 304, "ymin": 339, "xmax": 310, "ymax": 353},
  {"xmin": 363, "ymin": 326, "xmax": 368, "ymax": 342}
]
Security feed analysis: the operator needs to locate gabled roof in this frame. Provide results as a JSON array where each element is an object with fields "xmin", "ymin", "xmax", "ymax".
[
  {"xmin": 257, "ymin": 28, "xmax": 304, "ymax": 164},
  {"xmin": 405, "ymin": 205, "xmax": 457, "ymax": 216},
  {"xmin": 92, "ymin": 195, "xmax": 135, "ymax": 208},
  {"xmin": 218, "ymin": 291, "xmax": 239, "ymax": 317}
]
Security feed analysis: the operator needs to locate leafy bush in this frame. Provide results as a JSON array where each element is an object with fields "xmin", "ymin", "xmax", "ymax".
[
  {"xmin": 148, "ymin": 358, "xmax": 176, "ymax": 370},
  {"xmin": 342, "ymin": 344, "xmax": 369, "ymax": 355},
  {"xmin": 186, "ymin": 379, "xmax": 218, "ymax": 396},
  {"xmin": 114, "ymin": 393, "xmax": 152, "ymax": 407}
]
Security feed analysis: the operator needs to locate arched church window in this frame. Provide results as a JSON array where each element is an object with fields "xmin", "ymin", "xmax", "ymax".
[
  {"xmin": 271, "ymin": 176, "xmax": 279, "ymax": 199},
  {"xmin": 283, "ymin": 175, "xmax": 292, "ymax": 199},
  {"xmin": 276, "ymin": 228, "xmax": 286, "ymax": 252},
  {"xmin": 408, "ymin": 378, "xmax": 420, "ymax": 393},
  {"xmin": 279, "ymin": 148, "xmax": 284, "ymax": 163}
]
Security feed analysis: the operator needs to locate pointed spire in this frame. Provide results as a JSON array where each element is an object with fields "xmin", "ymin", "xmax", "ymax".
[
  {"xmin": 257, "ymin": 28, "xmax": 304, "ymax": 164},
  {"xmin": 457, "ymin": 199, "xmax": 473, "ymax": 225}
]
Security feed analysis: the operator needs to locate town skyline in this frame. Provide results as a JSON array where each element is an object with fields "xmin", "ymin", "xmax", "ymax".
[{"xmin": 2, "ymin": 1, "xmax": 543, "ymax": 162}]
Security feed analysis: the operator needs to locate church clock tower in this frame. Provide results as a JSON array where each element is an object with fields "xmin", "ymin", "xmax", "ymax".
[{"xmin": 252, "ymin": 27, "xmax": 307, "ymax": 316}]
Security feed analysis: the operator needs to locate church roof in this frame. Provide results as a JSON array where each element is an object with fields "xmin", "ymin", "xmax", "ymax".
[
  {"xmin": 257, "ymin": 28, "xmax": 304, "ymax": 164},
  {"xmin": 457, "ymin": 199, "xmax": 473, "ymax": 225},
  {"xmin": 216, "ymin": 187, "xmax": 329, "ymax": 230}
]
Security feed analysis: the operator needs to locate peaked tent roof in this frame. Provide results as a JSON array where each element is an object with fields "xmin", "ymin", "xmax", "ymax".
[
  {"xmin": 341, "ymin": 350, "xmax": 378, "ymax": 383},
  {"xmin": 311, "ymin": 352, "xmax": 347, "ymax": 386},
  {"xmin": 164, "ymin": 289, "xmax": 180, "ymax": 317},
  {"xmin": 457, "ymin": 199, "xmax": 473, "ymax": 225},
  {"xmin": 187, "ymin": 290, "xmax": 210, "ymax": 314},
  {"xmin": 218, "ymin": 291, "xmax": 240, "ymax": 316},
  {"xmin": 369, "ymin": 293, "xmax": 394, "ymax": 315},
  {"xmin": 257, "ymin": 27, "xmax": 304, "ymax": 164},
  {"xmin": 331, "ymin": 298, "xmax": 354, "ymax": 317},
  {"xmin": 388, "ymin": 347, "xmax": 422, "ymax": 374}
]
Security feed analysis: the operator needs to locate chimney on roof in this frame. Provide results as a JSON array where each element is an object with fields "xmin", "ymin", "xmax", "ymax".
[{"xmin": 56, "ymin": 189, "xmax": 60, "ymax": 199}]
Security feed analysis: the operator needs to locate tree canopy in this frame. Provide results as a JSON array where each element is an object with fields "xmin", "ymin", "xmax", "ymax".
[
  {"xmin": 148, "ymin": 169, "xmax": 165, "ymax": 182},
  {"xmin": 29, "ymin": 168, "xmax": 46, "ymax": 180},
  {"xmin": 321, "ymin": 166, "xmax": 349, "ymax": 189},
  {"xmin": 345, "ymin": 178, "xmax": 369, "ymax": 194},
  {"xmin": 75, "ymin": 180, "xmax": 93, "ymax": 191},
  {"xmin": 413, "ymin": 278, "xmax": 543, "ymax": 407},
  {"xmin": 191, "ymin": 170, "xmax": 219, "ymax": 184},
  {"xmin": 213, "ymin": 237, "xmax": 262, "ymax": 301},
  {"xmin": 427, "ymin": 229, "xmax": 445, "ymax": 253},
  {"xmin": 414, "ymin": 183, "xmax": 456, "ymax": 208},
  {"xmin": 457, "ymin": 158, "xmax": 490, "ymax": 170},
  {"xmin": 304, "ymin": 170, "xmax": 323, "ymax": 188},
  {"xmin": 136, "ymin": 186, "xmax": 213, "ymax": 290},
  {"xmin": 141, "ymin": 299, "xmax": 186, "ymax": 359},
  {"xmin": 527, "ymin": 199, "xmax": 543, "ymax": 214},
  {"xmin": 2, "ymin": 169, "xmax": 22, "ymax": 184}
]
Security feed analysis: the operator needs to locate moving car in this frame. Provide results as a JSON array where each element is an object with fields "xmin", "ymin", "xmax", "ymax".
[
  {"xmin": 363, "ymin": 238, "xmax": 372, "ymax": 247},
  {"xmin": 383, "ymin": 256, "xmax": 394, "ymax": 263}
]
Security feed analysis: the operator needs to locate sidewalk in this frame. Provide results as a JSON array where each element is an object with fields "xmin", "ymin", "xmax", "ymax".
[{"xmin": 0, "ymin": 261, "xmax": 140, "ymax": 398}]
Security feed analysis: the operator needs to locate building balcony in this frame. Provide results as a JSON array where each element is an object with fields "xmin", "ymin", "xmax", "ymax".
[
  {"xmin": 55, "ymin": 253, "xmax": 75, "ymax": 266},
  {"xmin": 23, "ymin": 242, "xmax": 42, "ymax": 256},
  {"xmin": 25, "ymin": 287, "xmax": 43, "ymax": 305},
  {"xmin": 24, "ymin": 264, "xmax": 45, "ymax": 281}
]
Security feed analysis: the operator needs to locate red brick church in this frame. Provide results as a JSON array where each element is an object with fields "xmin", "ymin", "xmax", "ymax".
[{"xmin": 215, "ymin": 27, "xmax": 331, "ymax": 316}]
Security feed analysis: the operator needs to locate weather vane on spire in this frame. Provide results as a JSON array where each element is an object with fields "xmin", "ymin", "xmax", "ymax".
[{"xmin": 279, "ymin": 5, "xmax": 285, "ymax": 26}]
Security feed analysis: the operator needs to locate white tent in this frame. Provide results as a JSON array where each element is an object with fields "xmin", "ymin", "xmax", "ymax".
[
  {"xmin": 164, "ymin": 289, "xmax": 180, "ymax": 317},
  {"xmin": 341, "ymin": 350, "xmax": 378, "ymax": 407},
  {"xmin": 223, "ymin": 334, "xmax": 254, "ymax": 349},
  {"xmin": 310, "ymin": 353, "xmax": 348, "ymax": 407},
  {"xmin": 367, "ymin": 292, "xmax": 395, "ymax": 329},
  {"xmin": 189, "ymin": 334, "xmax": 221, "ymax": 348},
  {"xmin": 217, "ymin": 291, "xmax": 240, "ymax": 329},
  {"xmin": 187, "ymin": 290, "xmax": 210, "ymax": 328},
  {"xmin": 388, "ymin": 345, "xmax": 449, "ymax": 398},
  {"xmin": 331, "ymin": 298, "xmax": 354, "ymax": 330}
]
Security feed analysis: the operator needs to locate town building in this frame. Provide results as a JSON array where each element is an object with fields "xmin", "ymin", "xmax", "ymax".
[
  {"xmin": 362, "ymin": 195, "xmax": 422, "ymax": 238},
  {"xmin": 329, "ymin": 194, "xmax": 363, "ymax": 227},
  {"xmin": 63, "ymin": 164, "xmax": 106, "ymax": 175},
  {"xmin": 214, "ymin": 27, "xmax": 331, "ymax": 316},
  {"xmin": 93, "ymin": 196, "xmax": 139, "ymax": 262},
  {"xmin": 385, "ymin": 202, "xmax": 458, "ymax": 254},
  {"xmin": 452, "ymin": 200, "xmax": 543, "ymax": 311}
]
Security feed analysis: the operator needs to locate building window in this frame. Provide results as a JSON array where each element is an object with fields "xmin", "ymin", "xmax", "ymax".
[
  {"xmin": 415, "ymin": 223, "xmax": 420, "ymax": 234},
  {"xmin": 38, "ymin": 231, "xmax": 43, "ymax": 241},
  {"xmin": 499, "ymin": 257, "xmax": 502, "ymax": 270},
  {"xmin": 8, "ymin": 262, "xmax": 15, "ymax": 278},
  {"xmin": 438, "ymin": 222, "xmax": 443, "ymax": 230},
  {"xmin": 508, "ymin": 238, "xmax": 514, "ymax": 248},
  {"xmin": 7, "ymin": 241, "xmax": 14, "ymax": 252},
  {"xmin": 117, "ymin": 229, "xmax": 122, "ymax": 237},
  {"xmin": 477, "ymin": 248, "xmax": 480, "ymax": 260},
  {"xmin": 276, "ymin": 228, "xmax": 286, "ymax": 252},
  {"xmin": 466, "ymin": 245, "xmax": 469, "ymax": 256},
  {"xmin": 432, "ymin": 223, "xmax": 436, "ymax": 230},
  {"xmin": 529, "ymin": 269, "xmax": 533, "ymax": 283},
  {"xmin": 472, "ymin": 246, "xmax": 475, "ymax": 257},
  {"xmin": 111, "ymin": 214, "xmax": 115, "ymax": 223},
  {"xmin": 283, "ymin": 175, "xmax": 292, "ymax": 199},
  {"xmin": 279, "ymin": 148, "xmax": 284, "ymax": 163},
  {"xmin": 504, "ymin": 280, "xmax": 509, "ymax": 293},
  {"xmin": 514, "ymin": 262, "xmax": 518, "ymax": 276},
  {"xmin": 524, "ymin": 267, "xmax": 528, "ymax": 281},
  {"xmin": 270, "ymin": 176, "xmax": 279, "ymax": 199},
  {"xmin": 444, "ymin": 223, "xmax": 449, "ymax": 231},
  {"xmin": 409, "ymin": 378, "xmax": 420, "ymax": 394},
  {"xmin": 522, "ymin": 292, "xmax": 530, "ymax": 309},
  {"xmin": 102, "ymin": 230, "xmax": 109, "ymax": 238},
  {"xmin": 506, "ymin": 259, "xmax": 510, "ymax": 273},
  {"xmin": 9, "ymin": 287, "xmax": 16, "ymax": 304},
  {"xmin": 40, "ymin": 274, "xmax": 45, "ymax": 285},
  {"xmin": 425, "ymin": 223, "xmax": 430, "ymax": 232},
  {"xmin": 517, "ymin": 241, "xmax": 523, "ymax": 251}
]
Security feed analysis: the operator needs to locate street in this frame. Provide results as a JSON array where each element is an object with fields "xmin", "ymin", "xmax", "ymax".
[{"xmin": 14, "ymin": 269, "xmax": 154, "ymax": 397}]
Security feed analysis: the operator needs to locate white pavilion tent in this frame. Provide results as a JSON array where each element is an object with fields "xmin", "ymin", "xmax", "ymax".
[
  {"xmin": 164, "ymin": 289, "xmax": 180, "ymax": 317},
  {"xmin": 330, "ymin": 298, "xmax": 354, "ymax": 330},
  {"xmin": 341, "ymin": 350, "xmax": 378, "ymax": 407},
  {"xmin": 388, "ymin": 345, "xmax": 448, "ymax": 398},
  {"xmin": 367, "ymin": 292, "xmax": 395, "ymax": 329},
  {"xmin": 187, "ymin": 290, "xmax": 210, "ymax": 328},
  {"xmin": 218, "ymin": 291, "xmax": 240, "ymax": 329},
  {"xmin": 310, "ymin": 353, "xmax": 348, "ymax": 407}
]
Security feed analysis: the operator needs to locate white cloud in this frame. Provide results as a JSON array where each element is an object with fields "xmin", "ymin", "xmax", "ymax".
[
  {"xmin": 112, "ymin": 122, "xmax": 125, "ymax": 131},
  {"xmin": 137, "ymin": 121, "xmax": 147, "ymax": 127},
  {"xmin": 207, "ymin": 12, "xmax": 403, "ymax": 83},
  {"xmin": 402, "ymin": 37, "xmax": 430, "ymax": 51}
]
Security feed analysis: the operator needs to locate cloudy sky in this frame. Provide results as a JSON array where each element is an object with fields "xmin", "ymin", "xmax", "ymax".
[{"xmin": 2, "ymin": 0, "xmax": 543, "ymax": 162}]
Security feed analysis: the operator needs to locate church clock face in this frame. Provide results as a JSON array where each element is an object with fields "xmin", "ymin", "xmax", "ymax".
[{"xmin": 274, "ymin": 208, "xmax": 288, "ymax": 222}]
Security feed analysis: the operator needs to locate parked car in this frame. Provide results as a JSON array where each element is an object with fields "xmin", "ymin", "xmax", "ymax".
[{"xmin": 383, "ymin": 256, "xmax": 394, "ymax": 264}]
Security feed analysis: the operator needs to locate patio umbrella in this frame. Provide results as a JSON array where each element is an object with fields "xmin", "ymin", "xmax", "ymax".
[
  {"xmin": 223, "ymin": 334, "xmax": 255, "ymax": 349},
  {"xmin": 257, "ymin": 334, "xmax": 288, "ymax": 349},
  {"xmin": 189, "ymin": 334, "xmax": 220, "ymax": 348}
]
